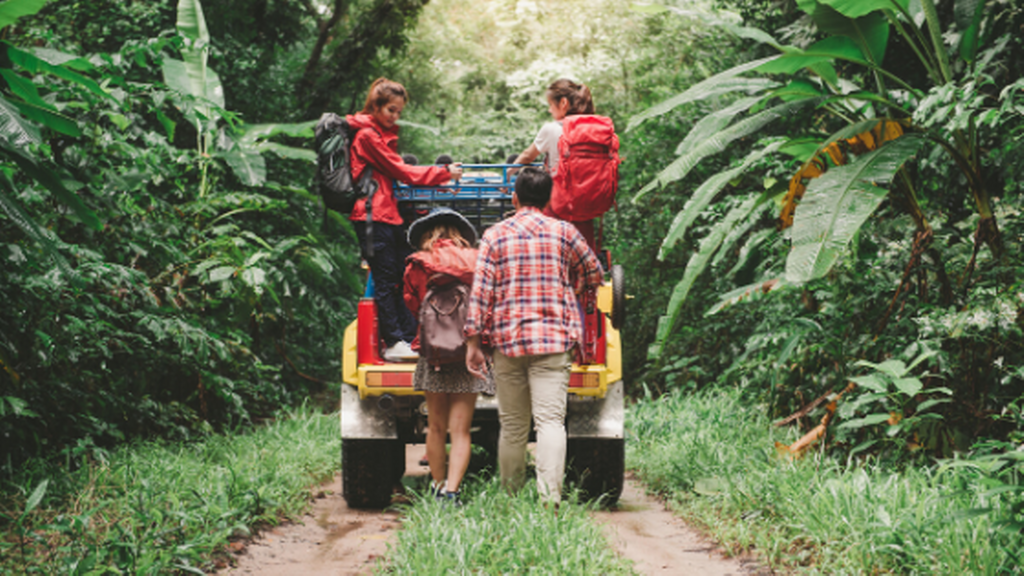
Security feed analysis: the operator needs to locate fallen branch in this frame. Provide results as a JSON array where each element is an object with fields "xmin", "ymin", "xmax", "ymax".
[{"xmin": 775, "ymin": 382, "xmax": 856, "ymax": 459}]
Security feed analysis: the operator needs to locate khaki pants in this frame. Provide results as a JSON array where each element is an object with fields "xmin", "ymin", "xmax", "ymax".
[{"xmin": 493, "ymin": 350, "xmax": 571, "ymax": 503}]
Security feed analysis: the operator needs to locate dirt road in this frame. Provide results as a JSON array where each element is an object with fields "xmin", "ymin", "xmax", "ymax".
[{"xmin": 219, "ymin": 446, "xmax": 762, "ymax": 575}]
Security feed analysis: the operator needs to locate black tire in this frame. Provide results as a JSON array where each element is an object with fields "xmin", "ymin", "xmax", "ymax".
[
  {"xmin": 610, "ymin": 264, "xmax": 625, "ymax": 330},
  {"xmin": 342, "ymin": 439, "xmax": 403, "ymax": 509},
  {"xmin": 565, "ymin": 438, "xmax": 624, "ymax": 506}
]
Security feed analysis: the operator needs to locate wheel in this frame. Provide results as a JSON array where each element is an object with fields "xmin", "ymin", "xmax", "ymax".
[
  {"xmin": 565, "ymin": 438, "xmax": 624, "ymax": 505},
  {"xmin": 342, "ymin": 439, "xmax": 403, "ymax": 509},
  {"xmin": 610, "ymin": 264, "xmax": 625, "ymax": 330}
]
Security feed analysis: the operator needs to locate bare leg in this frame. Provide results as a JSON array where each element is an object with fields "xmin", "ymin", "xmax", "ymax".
[
  {"xmin": 424, "ymin": 392, "xmax": 450, "ymax": 488},
  {"xmin": 445, "ymin": 393, "xmax": 478, "ymax": 493}
]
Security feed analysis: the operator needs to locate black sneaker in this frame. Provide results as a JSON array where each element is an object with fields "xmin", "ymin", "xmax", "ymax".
[{"xmin": 442, "ymin": 490, "xmax": 462, "ymax": 508}]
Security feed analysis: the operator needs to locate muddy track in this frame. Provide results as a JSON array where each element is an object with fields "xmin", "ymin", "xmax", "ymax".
[{"xmin": 218, "ymin": 446, "xmax": 765, "ymax": 575}]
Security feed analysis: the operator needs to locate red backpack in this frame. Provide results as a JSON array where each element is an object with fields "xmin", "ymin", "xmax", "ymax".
[{"xmin": 549, "ymin": 114, "xmax": 620, "ymax": 221}]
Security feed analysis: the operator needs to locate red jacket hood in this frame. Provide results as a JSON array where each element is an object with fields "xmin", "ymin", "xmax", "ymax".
[
  {"xmin": 407, "ymin": 239, "xmax": 477, "ymax": 286},
  {"xmin": 346, "ymin": 113, "xmax": 399, "ymax": 140}
]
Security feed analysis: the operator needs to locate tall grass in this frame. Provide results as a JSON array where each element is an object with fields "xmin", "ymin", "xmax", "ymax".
[
  {"xmin": 0, "ymin": 406, "xmax": 339, "ymax": 574},
  {"xmin": 379, "ymin": 480, "xmax": 636, "ymax": 575},
  {"xmin": 627, "ymin": 388, "xmax": 1023, "ymax": 574}
]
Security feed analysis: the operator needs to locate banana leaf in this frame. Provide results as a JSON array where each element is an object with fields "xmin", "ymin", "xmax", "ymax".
[
  {"xmin": 0, "ymin": 96, "xmax": 40, "ymax": 146},
  {"xmin": 8, "ymin": 100, "xmax": 80, "ymax": 137},
  {"xmin": 804, "ymin": 0, "xmax": 910, "ymax": 18},
  {"xmin": 218, "ymin": 148, "xmax": 266, "ymax": 187},
  {"xmin": 4, "ymin": 43, "xmax": 114, "ymax": 103},
  {"xmin": 635, "ymin": 98, "xmax": 813, "ymax": 202},
  {"xmin": 785, "ymin": 134, "xmax": 924, "ymax": 284},
  {"xmin": 626, "ymin": 56, "xmax": 781, "ymax": 132},
  {"xmin": 658, "ymin": 140, "xmax": 784, "ymax": 260},
  {"xmin": 650, "ymin": 192, "xmax": 769, "ymax": 359},
  {"xmin": 674, "ymin": 96, "xmax": 763, "ymax": 155},
  {"xmin": 0, "ymin": 0, "xmax": 45, "ymax": 30},
  {"xmin": 238, "ymin": 121, "xmax": 316, "ymax": 146}
]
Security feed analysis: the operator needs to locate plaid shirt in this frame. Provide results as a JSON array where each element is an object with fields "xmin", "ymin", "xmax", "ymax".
[{"xmin": 465, "ymin": 207, "xmax": 604, "ymax": 357}]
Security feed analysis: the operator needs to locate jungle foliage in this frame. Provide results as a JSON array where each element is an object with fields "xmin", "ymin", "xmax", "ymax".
[
  {"xmin": 0, "ymin": 0, "xmax": 433, "ymax": 472},
  {"xmin": 625, "ymin": 0, "xmax": 1024, "ymax": 466}
]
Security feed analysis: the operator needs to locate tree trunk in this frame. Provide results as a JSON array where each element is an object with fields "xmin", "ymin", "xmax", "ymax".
[{"xmin": 298, "ymin": 0, "xmax": 350, "ymax": 96}]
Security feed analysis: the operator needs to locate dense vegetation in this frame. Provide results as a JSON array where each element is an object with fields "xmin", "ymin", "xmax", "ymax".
[{"xmin": 2, "ymin": 0, "xmax": 1023, "ymax": 572}]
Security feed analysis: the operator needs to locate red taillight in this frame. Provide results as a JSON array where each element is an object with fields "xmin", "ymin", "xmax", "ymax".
[
  {"xmin": 569, "ymin": 373, "xmax": 599, "ymax": 388},
  {"xmin": 365, "ymin": 372, "xmax": 413, "ymax": 388}
]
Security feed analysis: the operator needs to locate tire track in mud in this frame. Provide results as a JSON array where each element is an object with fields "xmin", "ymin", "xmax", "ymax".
[{"xmin": 219, "ymin": 447, "xmax": 764, "ymax": 575}]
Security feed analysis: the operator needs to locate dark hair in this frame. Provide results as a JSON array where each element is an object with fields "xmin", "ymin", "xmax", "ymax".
[
  {"xmin": 514, "ymin": 167, "xmax": 552, "ymax": 208},
  {"xmin": 547, "ymin": 78, "xmax": 594, "ymax": 115},
  {"xmin": 434, "ymin": 154, "xmax": 454, "ymax": 165},
  {"xmin": 505, "ymin": 153, "xmax": 519, "ymax": 164},
  {"xmin": 401, "ymin": 153, "xmax": 419, "ymax": 165},
  {"xmin": 361, "ymin": 77, "xmax": 408, "ymax": 114}
]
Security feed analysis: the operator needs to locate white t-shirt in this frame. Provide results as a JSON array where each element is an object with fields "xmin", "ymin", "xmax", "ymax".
[{"xmin": 533, "ymin": 121, "xmax": 563, "ymax": 173}]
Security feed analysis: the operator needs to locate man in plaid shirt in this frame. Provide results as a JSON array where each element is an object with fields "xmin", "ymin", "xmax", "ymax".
[{"xmin": 465, "ymin": 167, "xmax": 604, "ymax": 503}]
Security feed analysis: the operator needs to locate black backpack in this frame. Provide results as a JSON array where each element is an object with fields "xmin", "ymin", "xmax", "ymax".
[{"xmin": 314, "ymin": 112, "xmax": 377, "ymax": 215}]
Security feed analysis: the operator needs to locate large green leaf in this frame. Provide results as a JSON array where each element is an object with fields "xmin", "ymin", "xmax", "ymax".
[
  {"xmin": 626, "ymin": 56, "xmax": 781, "ymax": 132},
  {"xmin": 0, "ymin": 96, "xmax": 40, "ymax": 146},
  {"xmin": 635, "ymin": 98, "xmax": 812, "ymax": 202},
  {"xmin": 161, "ymin": 58, "xmax": 224, "ymax": 110},
  {"xmin": 0, "ymin": 0, "xmax": 45, "ymax": 30},
  {"xmin": 757, "ymin": 36, "xmax": 868, "ymax": 76},
  {"xmin": 238, "ymin": 121, "xmax": 316, "ymax": 146},
  {"xmin": 0, "ymin": 69, "xmax": 54, "ymax": 110},
  {"xmin": 254, "ymin": 142, "xmax": 316, "ymax": 162},
  {"xmin": 219, "ymin": 148, "xmax": 266, "ymax": 187},
  {"xmin": 162, "ymin": 0, "xmax": 222, "ymax": 119},
  {"xmin": 176, "ymin": 0, "xmax": 210, "ymax": 45},
  {"xmin": 4, "ymin": 43, "xmax": 114, "ymax": 103},
  {"xmin": 955, "ymin": 0, "xmax": 985, "ymax": 63},
  {"xmin": 9, "ymin": 100, "xmax": 81, "ymax": 137},
  {"xmin": 0, "ymin": 137, "xmax": 100, "ymax": 230},
  {"xmin": 674, "ymin": 96, "xmax": 763, "ymax": 155},
  {"xmin": 659, "ymin": 140, "xmax": 784, "ymax": 260},
  {"xmin": 817, "ymin": 0, "xmax": 910, "ymax": 18},
  {"xmin": 804, "ymin": 4, "xmax": 890, "ymax": 64},
  {"xmin": 785, "ymin": 135, "xmax": 924, "ymax": 284},
  {"xmin": 649, "ymin": 193, "xmax": 768, "ymax": 359}
]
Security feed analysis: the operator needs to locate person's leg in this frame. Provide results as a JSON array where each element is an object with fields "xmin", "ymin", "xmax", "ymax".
[
  {"xmin": 528, "ymin": 351, "xmax": 571, "ymax": 503},
  {"xmin": 366, "ymin": 222, "xmax": 416, "ymax": 347},
  {"xmin": 424, "ymin": 391, "xmax": 450, "ymax": 490},
  {"xmin": 394, "ymin": 230, "xmax": 418, "ymax": 343},
  {"xmin": 444, "ymin": 392, "xmax": 478, "ymax": 493},
  {"xmin": 571, "ymin": 219, "xmax": 596, "ymax": 254},
  {"xmin": 493, "ymin": 351, "xmax": 531, "ymax": 493}
]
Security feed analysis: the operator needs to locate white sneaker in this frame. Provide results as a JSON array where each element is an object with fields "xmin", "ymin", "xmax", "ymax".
[{"xmin": 383, "ymin": 341, "xmax": 419, "ymax": 362}]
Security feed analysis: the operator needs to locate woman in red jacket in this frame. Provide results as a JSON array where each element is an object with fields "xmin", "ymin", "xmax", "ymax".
[
  {"xmin": 404, "ymin": 208, "xmax": 494, "ymax": 505},
  {"xmin": 348, "ymin": 78, "xmax": 463, "ymax": 362}
]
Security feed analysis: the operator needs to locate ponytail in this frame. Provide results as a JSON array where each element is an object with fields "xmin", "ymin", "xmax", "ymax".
[
  {"xmin": 361, "ymin": 77, "xmax": 408, "ymax": 114},
  {"xmin": 546, "ymin": 78, "xmax": 595, "ymax": 116}
]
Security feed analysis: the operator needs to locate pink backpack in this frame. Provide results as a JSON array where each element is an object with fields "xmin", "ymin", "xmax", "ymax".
[{"xmin": 550, "ymin": 115, "xmax": 620, "ymax": 221}]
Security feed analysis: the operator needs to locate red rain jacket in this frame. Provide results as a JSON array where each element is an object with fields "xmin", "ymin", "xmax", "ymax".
[{"xmin": 346, "ymin": 113, "xmax": 451, "ymax": 226}]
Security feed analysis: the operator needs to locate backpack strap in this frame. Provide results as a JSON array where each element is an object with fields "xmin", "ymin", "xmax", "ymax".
[{"xmin": 360, "ymin": 167, "xmax": 378, "ymax": 257}]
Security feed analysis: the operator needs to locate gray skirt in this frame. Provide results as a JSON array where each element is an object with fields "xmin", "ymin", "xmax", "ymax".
[{"xmin": 413, "ymin": 356, "xmax": 496, "ymax": 395}]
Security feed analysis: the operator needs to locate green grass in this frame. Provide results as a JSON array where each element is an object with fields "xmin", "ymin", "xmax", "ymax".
[
  {"xmin": 378, "ymin": 479, "xmax": 636, "ymax": 575},
  {"xmin": 0, "ymin": 405, "xmax": 340, "ymax": 574},
  {"xmin": 627, "ymin": 388, "xmax": 1023, "ymax": 574}
]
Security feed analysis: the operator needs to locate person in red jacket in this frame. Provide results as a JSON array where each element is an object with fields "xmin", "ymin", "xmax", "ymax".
[
  {"xmin": 404, "ymin": 208, "xmax": 495, "ymax": 506},
  {"xmin": 348, "ymin": 77, "xmax": 463, "ymax": 362},
  {"xmin": 510, "ymin": 78, "xmax": 597, "ymax": 250}
]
